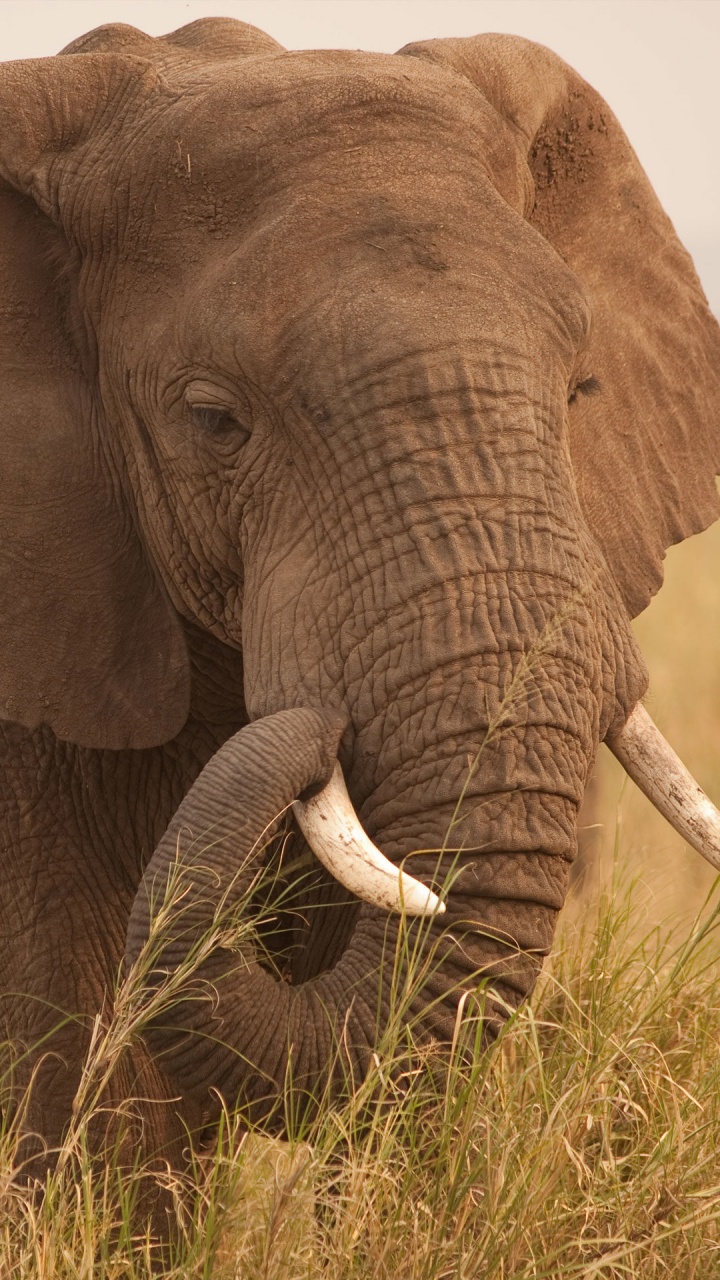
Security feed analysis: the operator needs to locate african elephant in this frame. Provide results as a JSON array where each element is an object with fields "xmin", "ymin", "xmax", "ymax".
[{"xmin": 1, "ymin": 16, "xmax": 720, "ymax": 1176}]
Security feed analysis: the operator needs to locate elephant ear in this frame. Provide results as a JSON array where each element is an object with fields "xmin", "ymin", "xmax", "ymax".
[
  {"xmin": 0, "ymin": 54, "xmax": 190, "ymax": 749},
  {"xmin": 399, "ymin": 34, "xmax": 720, "ymax": 618}
]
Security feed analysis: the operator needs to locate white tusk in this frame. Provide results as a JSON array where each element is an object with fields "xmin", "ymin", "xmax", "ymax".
[
  {"xmin": 292, "ymin": 762, "xmax": 445, "ymax": 917},
  {"xmin": 607, "ymin": 702, "xmax": 720, "ymax": 871}
]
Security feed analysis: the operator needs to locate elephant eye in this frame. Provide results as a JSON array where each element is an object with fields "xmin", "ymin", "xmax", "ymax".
[
  {"xmin": 189, "ymin": 403, "xmax": 251, "ymax": 444},
  {"xmin": 568, "ymin": 375, "xmax": 601, "ymax": 405}
]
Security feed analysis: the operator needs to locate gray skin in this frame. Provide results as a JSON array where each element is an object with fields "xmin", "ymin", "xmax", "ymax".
[{"xmin": 0, "ymin": 17, "xmax": 719, "ymax": 1174}]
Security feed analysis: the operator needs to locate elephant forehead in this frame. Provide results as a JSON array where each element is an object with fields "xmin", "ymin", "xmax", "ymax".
[
  {"xmin": 135, "ymin": 45, "xmax": 530, "ymax": 215},
  {"xmin": 173, "ymin": 46, "xmax": 506, "ymax": 141},
  {"xmin": 166, "ymin": 194, "xmax": 590, "ymax": 393},
  {"xmin": 98, "ymin": 49, "xmax": 590, "ymax": 380}
]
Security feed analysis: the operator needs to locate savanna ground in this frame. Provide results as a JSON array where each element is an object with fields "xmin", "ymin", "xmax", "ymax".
[{"xmin": 2, "ymin": 521, "xmax": 720, "ymax": 1279}]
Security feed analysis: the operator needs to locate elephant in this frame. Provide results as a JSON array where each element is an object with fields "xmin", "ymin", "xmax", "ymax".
[{"xmin": 1, "ymin": 15, "xmax": 720, "ymax": 1183}]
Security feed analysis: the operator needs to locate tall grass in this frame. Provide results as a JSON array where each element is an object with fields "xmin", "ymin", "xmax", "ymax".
[{"xmin": 1, "ymin": 854, "xmax": 720, "ymax": 1278}]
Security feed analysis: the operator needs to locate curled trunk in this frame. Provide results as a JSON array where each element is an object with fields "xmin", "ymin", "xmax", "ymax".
[{"xmin": 126, "ymin": 707, "xmax": 575, "ymax": 1121}]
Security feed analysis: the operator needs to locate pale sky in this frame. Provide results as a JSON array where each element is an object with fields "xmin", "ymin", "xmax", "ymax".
[{"xmin": 2, "ymin": 0, "xmax": 719, "ymax": 310}]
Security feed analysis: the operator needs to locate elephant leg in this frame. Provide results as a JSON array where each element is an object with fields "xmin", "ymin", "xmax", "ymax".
[{"xmin": 0, "ymin": 724, "xmax": 204, "ymax": 1187}]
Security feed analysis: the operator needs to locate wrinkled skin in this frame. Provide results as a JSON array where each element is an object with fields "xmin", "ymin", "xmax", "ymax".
[{"xmin": 0, "ymin": 17, "xmax": 719, "ymax": 1181}]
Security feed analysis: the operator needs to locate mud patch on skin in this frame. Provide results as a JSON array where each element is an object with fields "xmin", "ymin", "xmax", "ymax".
[{"xmin": 530, "ymin": 89, "xmax": 609, "ymax": 192}]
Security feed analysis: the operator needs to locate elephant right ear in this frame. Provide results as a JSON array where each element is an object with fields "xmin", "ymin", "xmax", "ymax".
[
  {"xmin": 399, "ymin": 35, "xmax": 720, "ymax": 619},
  {"xmin": 0, "ymin": 55, "xmax": 190, "ymax": 749}
]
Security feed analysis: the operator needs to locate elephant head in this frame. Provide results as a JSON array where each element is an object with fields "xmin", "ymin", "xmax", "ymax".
[{"xmin": 1, "ymin": 19, "xmax": 719, "ymax": 1121}]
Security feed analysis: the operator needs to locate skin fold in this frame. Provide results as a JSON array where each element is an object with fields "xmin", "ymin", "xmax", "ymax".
[{"xmin": 0, "ymin": 17, "xmax": 719, "ymax": 1183}]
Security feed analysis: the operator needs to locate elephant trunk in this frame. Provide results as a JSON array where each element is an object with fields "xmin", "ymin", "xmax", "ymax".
[
  {"xmin": 125, "ymin": 709, "xmax": 344, "ymax": 1104},
  {"xmin": 126, "ymin": 703, "xmax": 581, "ymax": 1121},
  {"xmin": 126, "ymin": 354, "xmax": 648, "ymax": 1119}
]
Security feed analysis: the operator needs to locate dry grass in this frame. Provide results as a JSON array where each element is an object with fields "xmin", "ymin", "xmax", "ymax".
[
  {"xmin": 3, "ymin": 872, "xmax": 720, "ymax": 1278},
  {"xmin": 1, "ymin": 521, "xmax": 719, "ymax": 1277}
]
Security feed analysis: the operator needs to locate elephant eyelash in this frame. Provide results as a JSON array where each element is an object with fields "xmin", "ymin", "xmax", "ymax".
[
  {"xmin": 190, "ymin": 404, "xmax": 251, "ymax": 443},
  {"xmin": 568, "ymin": 375, "xmax": 601, "ymax": 404}
]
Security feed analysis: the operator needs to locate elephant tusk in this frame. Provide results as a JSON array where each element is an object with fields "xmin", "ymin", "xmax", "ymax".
[
  {"xmin": 292, "ymin": 761, "xmax": 445, "ymax": 916},
  {"xmin": 607, "ymin": 702, "xmax": 720, "ymax": 871}
]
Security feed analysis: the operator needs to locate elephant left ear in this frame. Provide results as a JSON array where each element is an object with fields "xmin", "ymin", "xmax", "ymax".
[
  {"xmin": 0, "ymin": 53, "xmax": 191, "ymax": 749},
  {"xmin": 398, "ymin": 34, "xmax": 720, "ymax": 618}
]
